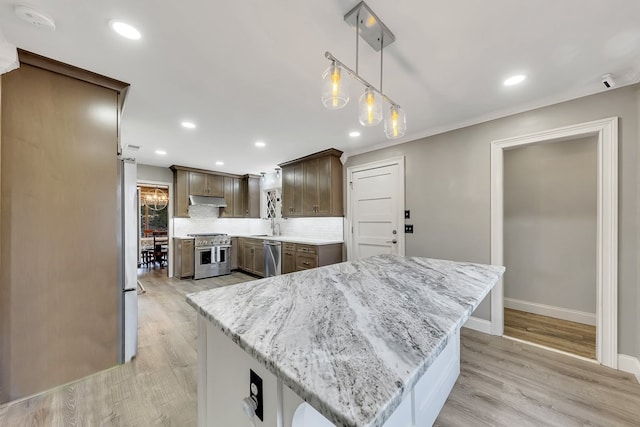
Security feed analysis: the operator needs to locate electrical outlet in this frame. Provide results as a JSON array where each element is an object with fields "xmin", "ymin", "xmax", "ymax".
[
  {"xmin": 250, "ymin": 370, "xmax": 263, "ymax": 421},
  {"xmin": 404, "ymin": 210, "xmax": 410, "ymax": 219},
  {"xmin": 405, "ymin": 224, "xmax": 414, "ymax": 233}
]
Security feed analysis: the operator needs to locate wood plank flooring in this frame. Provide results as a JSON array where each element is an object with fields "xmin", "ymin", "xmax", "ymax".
[
  {"xmin": 0, "ymin": 269, "xmax": 638, "ymax": 426},
  {"xmin": 504, "ymin": 308, "xmax": 596, "ymax": 359}
]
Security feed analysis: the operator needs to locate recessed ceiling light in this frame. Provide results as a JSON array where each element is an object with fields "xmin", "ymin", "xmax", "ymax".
[
  {"xmin": 181, "ymin": 121, "xmax": 196, "ymax": 129},
  {"xmin": 255, "ymin": 141, "xmax": 266, "ymax": 147},
  {"xmin": 155, "ymin": 149, "xmax": 167, "ymax": 156},
  {"xmin": 349, "ymin": 131, "xmax": 361, "ymax": 137},
  {"xmin": 504, "ymin": 74, "xmax": 526, "ymax": 86},
  {"xmin": 109, "ymin": 20, "xmax": 141, "ymax": 40},
  {"xmin": 215, "ymin": 161, "xmax": 224, "ymax": 166}
]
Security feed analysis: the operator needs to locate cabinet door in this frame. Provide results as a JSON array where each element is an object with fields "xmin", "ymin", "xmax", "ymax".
[
  {"xmin": 282, "ymin": 243, "xmax": 296, "ymax": 274},
  {"xmin": 189, "ymin": 172, "xmax": 208, "ymax": 196},
  {"xmin": 245, "ymin": 176, "xmax": 260, "ymax": 218},
  {"xmin": 303, "ymin": 158, "xmax": 319, "ymax": 215},
  {"xmin": 182, "ymin": 239, "xmax": 195, "ymax": 276},
  {"xmin": 315, "ymin": 155, "xmax": 333, "ymax": 215},
  {"xmin": 237, "ymin": 238, "xmax": 245, "ymax": 269},
  {"xmin": 243, "ymin": 245, "xmax": 255, "ymax": 274},
  {"xmin": 254, "ymin": 245, "xmax": 265, "ymax": 277},
  {"xmin": 281, "ymin": 166, "xmax": 295, "ymax": 217},
  {"xmin": 207, "ymin": 174, "xmax": 224, "ymax": 197},
  {"xmin": 230, "ymin": 237, "xmax": 238, "ymax": 270},
  {"xmin": 282, "ymin": 164, "xmax": 304, "ymax": 217},
  {"xmin": 174, "ymin": 170, "xmax": 190, "ymax": 217},
  {"xmin": 220, "ymin": 177, "xmax": 234, "ymax": 217},
  {"xmin": 233, "ymin": 178, "xmax": 244, "ymax": 217}
]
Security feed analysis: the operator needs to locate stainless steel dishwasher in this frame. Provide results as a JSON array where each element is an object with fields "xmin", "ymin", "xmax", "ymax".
[{"xmin": 263, "ymin": 240, "xmax": 282, "ymax": 277}]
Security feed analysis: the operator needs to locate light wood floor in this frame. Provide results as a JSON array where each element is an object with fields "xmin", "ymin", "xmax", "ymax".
[
  {"xmin": 504, "ymin": 308, "xmax": 596, "ymax": 359},
  {"xmin": 1, "ymin": 269, "xmax": 638, "ymax": 426}
]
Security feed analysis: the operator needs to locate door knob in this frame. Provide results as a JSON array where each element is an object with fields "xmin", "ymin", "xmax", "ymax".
[{"xmin": 386, "ymin": 239, "xmax": 397, "ymax": 244}]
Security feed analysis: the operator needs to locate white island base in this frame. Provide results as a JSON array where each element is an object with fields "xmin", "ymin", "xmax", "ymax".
[{"xmin": 197, "ymin": 314, "xmax": 461, "ymax": 427}]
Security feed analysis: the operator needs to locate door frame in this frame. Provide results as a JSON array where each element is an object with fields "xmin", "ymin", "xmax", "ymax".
[
  {"xmin": 138, "ymin": 179, "xmax": 174, "ymax": 277},
  {"xmin": 490, "ymin": 117, "xmax": 618, "ymax": 368},
  {"xmin": 346, "ymin": 156, "xmax": 406, "ymax": 260}
]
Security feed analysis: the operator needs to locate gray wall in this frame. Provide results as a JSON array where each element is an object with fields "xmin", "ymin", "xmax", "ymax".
[
  {"xmin": 503, "ymin": 137, "xmax": 597, "ymax": 313},
  {"xmin": 344, "ymin": 84, "xmax": 639, "ymax": 357},
  {"xmin": 137, "ymin": 164, "xmax": 173, "ymax": 183}
]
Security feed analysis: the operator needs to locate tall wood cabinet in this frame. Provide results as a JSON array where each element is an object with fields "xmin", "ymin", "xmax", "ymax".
[
  {"xmin": 280, "ymin": 149, "xmax": 343, "ymax": 217},
  {"xmin": 0, "ymin": 50, "xmax": 129, "ymax": 403}
]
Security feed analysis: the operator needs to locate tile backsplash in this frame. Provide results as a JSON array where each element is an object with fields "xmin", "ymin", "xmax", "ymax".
[{"xmin": 173, "ymin": 216, "xmax": 344, "ymax": 241}]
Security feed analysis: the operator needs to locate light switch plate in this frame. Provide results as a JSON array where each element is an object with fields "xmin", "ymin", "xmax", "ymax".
[{"xmin": 250, "ymin": 370, "xmax": 263, "ymax": 421}]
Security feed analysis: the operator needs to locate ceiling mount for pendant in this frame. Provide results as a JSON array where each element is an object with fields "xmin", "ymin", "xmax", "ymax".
[{"xmin": 343, "ymin": 1, "xmax": 395, "ymax": 51}]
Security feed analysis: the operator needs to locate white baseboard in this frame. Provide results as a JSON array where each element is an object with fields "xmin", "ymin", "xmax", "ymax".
[
  {"xmin": 618, "ymin": 354, "xmax": 640, "ymax": 384},
  {"xmin": 504, "ymin": 297, "xmax": 596, "ymax": 326},
  {"xmin": 463, "ymin": 316, "xmax": 492, "ymax": 334}
]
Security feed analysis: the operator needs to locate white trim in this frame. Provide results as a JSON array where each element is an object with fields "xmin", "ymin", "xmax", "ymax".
[
  {"xmin": 345, "ymin": 156, "xmax": 405, "ymax": 261},
  {"xmin": 490, "ymin": 117, "xmax": 618, "ymax": 369},
  {"xmin": 462, "ymin": 316, "xmax": 492, "ymax": 334},
  {"xmin": 617, "ymin": 354, "xmax": 640, "ymax": 384},
  {"xmin": 504, "ymin": 298, "xmax": 596, "ymax": 326},
  {"xmin": 137, "ymin": 179, "xmax": 174, "ymax": 277}
]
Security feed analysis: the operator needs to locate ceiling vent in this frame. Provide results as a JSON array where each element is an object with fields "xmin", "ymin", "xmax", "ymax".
[{"xmin": 14, "ymin": 5, "xmax": 56, "ymax": 31}]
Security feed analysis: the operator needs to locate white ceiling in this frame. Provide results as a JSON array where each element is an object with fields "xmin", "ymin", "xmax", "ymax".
[{"xmin": 1, "ymin": 0, "xmax": 639, "ymax": 175}]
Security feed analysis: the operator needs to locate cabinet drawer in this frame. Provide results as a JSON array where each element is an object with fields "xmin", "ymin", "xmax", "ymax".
[
  {"xmin": 283, "ymin": 243, "xmax": 296, "ymax": 252},
  {"xmin": 296, "ymin": 254, "xmax": 318, "ymax": 270},
  {"xmin": 296, "ymin": 244, "xmax": 317, "ymax": 255}
]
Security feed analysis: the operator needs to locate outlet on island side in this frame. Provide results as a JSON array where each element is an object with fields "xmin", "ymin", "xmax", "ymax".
[
  {"xmin": 250, "ymin": 369, "xmax": 264, "ymax": 421},
  {"xmin": 405, "ymin": 224, "xmax": 414, "ymax": 233}
]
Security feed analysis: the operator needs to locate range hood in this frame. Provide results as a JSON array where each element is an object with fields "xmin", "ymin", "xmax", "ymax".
[{"xmin": 189, "ymin": 195, "xmax": 227, "ymax": 207}]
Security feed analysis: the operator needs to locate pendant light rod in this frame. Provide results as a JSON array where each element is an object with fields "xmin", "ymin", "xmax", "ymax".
[
  {"xmin": 379, "ymin": 32, "xmax": 384, "ymax": 93},
  {"xmin": 325, "ymin": 51, "xmax": 400, "ymax": 109},
  {"xmin": 355, "ymin": 10, "xmax": 360, "ymax": 76}
]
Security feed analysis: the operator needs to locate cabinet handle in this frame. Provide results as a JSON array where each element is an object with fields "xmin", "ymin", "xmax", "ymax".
[{"xmin": 303, "ymin": 262, "xmax": 310, "ymax": 266}]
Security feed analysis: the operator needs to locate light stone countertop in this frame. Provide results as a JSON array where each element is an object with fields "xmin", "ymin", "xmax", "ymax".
[
  {"xmin": 231, "ymin": 234, "xmax": 344, "ymax": 245},
  {"xmin": 186, "ymin": 255, "xmax": 504, "ymax": 427}
]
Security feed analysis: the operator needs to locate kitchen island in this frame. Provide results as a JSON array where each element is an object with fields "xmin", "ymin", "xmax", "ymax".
[{"xmin": 187, "ymin": 254, "xmax": 504, "ymax": 427}]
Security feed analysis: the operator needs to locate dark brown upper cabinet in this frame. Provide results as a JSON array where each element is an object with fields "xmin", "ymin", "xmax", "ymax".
[{"xmin": 280, "ymin": 149, "xmax": 343, "ymax": 217}]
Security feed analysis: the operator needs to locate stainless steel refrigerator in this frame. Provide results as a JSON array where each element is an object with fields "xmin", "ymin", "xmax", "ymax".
[{"xmin": 117, "ymin": 158, "xmax": 138, "ymax": 363}]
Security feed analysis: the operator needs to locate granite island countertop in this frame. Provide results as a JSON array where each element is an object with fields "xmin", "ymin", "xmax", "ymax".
[{"xmin": 186, "ymin": 254, "xmax": 504, "ymax": 427}]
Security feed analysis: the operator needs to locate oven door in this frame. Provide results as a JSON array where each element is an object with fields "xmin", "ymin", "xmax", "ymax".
[
  {"xmin": 194, "ymin": 246, "xmax": 215, "ymax": 279},
  {"xmin": 214, "ymin": 245, "xmax": 231, "ymax": 275}
]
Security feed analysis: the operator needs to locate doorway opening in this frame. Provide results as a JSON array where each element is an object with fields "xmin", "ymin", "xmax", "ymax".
[
  {"xmin": 502, "ymin": 136, "xmax": 597, "ymax": 360},
  {"xmin": 138, "ymin": 184, "xmax": 169, "ymax": 272},
  {"xmin": 490, "ymin": 117, "xmax": 618, "ymax": 368}
]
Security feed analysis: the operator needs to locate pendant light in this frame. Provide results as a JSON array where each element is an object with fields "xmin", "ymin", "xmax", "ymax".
[
  {"xmin": 384, "ymin": 105, "xmax": 406, "ymax": 139},
  {"xmin": 358, "ymin": 87, "xmax": 382, "ymax": 126},
  {"xmin": 322, "ymin": 2, "xmax": 406, "ymax": 140},
  {"xmin": 321, "ymin": 62, "xmax": 349, "ymax": 109}
]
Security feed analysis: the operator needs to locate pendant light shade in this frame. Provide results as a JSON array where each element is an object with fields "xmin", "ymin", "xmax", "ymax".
[
  {"xmin": 384, "ymin": 105, "xmax": 406, "ymax": 139},
  {"xmin": 358, "ymin": 87, "xmax": 382, "ymax": 126},
  {"xmin": 322, "ymin": 63, "xmax": 349, "ymax": 109}
]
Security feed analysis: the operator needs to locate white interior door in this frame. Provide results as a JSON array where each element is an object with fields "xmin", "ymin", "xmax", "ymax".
[{"xmin": 348, "ymin": 158, "xmax": 404, "ymax": 260}]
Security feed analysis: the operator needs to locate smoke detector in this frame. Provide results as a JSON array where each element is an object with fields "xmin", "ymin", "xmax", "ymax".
[{"xmin": 14, "ymin": 5, "xmax": 56, "ymax": 30}]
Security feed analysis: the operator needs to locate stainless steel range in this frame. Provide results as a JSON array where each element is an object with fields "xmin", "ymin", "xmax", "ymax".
[{"xmin": 189, "ymin": 233, "xmax": 231, "ymax": 279}]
